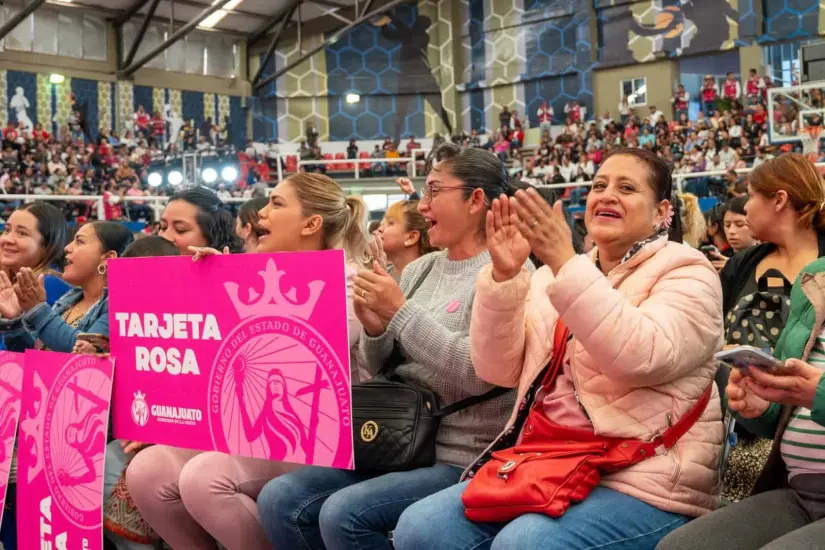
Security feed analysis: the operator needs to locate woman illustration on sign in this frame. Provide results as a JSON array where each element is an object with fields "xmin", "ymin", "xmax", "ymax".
[
  {"xmin": 58, "ymin": 393, "xmax": 107, "ymax": 487},
  {"xmin": 233, "ymin": 360, "xmax": 308, "ymax": 462}
]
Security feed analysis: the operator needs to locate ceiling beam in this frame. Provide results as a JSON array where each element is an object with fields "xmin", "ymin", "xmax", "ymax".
[
  {"xmin": 0, "ymin": 0, "xmax": 47, "ymax": 43},
  {"xmin": 307, "ymin": 0, "xmax": 349, "ymax": 9},
  {"xmin": 252, "ymin": 0, "xmax": 302, "ymax": 87},
  {"xmin": 248, "ymin": 1, "xmax": 303, "ymax": 47},
  {"xmin": 255, "ymin": 0, "xmax": 409, "ymax": 90},
  {"xmin": 121, "ymin": 0, "xmax": 235, "ymax": 77},
  {"xmin": 113, "ymin": 0, "xmax": 155, "ymax": 26},
  {"xmin": 121, "ymin": 0, "xmax": 162, "ymax": 69},
  {"xmin": 161, "ymin": 0, "xmax": 274, "ymax": 21}
]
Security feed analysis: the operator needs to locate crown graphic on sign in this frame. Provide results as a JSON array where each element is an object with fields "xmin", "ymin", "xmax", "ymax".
[
  {"xmin": 224, "ymin": 258, "xmax": 325, "ymax": 321},
  {"xmin": 133, "ymin": 391, "xmax": 145, "ymax": 401}
]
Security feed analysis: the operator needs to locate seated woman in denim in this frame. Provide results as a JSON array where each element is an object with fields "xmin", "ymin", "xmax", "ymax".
[
  {"xmin": 0, "ymin": 221, "xmax": 134, "ymax": 351},
  {"xmin": 0, "ymin": 202, "xmax": 72, "ymax": 317}
]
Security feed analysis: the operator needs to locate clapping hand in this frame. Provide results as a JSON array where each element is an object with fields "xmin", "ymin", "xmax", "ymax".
[
  {"xmin": 354, "ymin": 262, "xmax": 405, "ymax": 336},
  {"xmin": 487, "ymin": 195, "xmax": 531, "ymax": 282},
  {"xmin": 0, "ymin": 272, "xmax": 22, "ymax": 319},
  {"xmin": 14, "ymin": 268, "xmax": 46, "ymax": 312},
  {"xmin": 368, "ymin": 235, "xmax": 388, "ymax": 272},
  {"xmin": 510, "ymin": 189, "xmax": 576, "ymax": 275}
]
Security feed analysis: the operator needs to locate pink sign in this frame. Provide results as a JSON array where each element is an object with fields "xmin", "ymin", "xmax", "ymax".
[
  {"xmin": 108, "ymin": 250, "xmax": 353, "ymax": 469},
  {"xmin": 0, "ymin": 351, "xmax": 23, "ymax": 525},
  {"xmin": 18, "ymin": 351, "xmax": 114, "ymax": 550}
]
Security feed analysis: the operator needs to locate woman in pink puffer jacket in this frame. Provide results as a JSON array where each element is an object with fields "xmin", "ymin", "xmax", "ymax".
[{"xmin": 394, "ymin": 148, "xmax": 724, "ymax": 550}]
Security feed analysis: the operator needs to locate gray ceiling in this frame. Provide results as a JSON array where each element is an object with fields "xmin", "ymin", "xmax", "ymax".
[{"xmin": 42, "ymin": 0, "xmax": 359, "ymax": 36}]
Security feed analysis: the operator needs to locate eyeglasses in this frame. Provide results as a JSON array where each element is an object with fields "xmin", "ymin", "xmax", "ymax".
[{"xmin": 420, "ymin": 184, "xmax": 476, "ymax": 202}]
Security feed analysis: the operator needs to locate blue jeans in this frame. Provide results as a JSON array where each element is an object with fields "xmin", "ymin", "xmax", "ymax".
[
  {"xmin": 393, "ymin": 482, "xmax": 690, "ymax": 550},
  {"xmin": 703, "ymin": 101, "xmax": 716, "ymax": 116},
  {"xmin": 257, "ymin": 463, "xmax": 463, "ymax": 550}
]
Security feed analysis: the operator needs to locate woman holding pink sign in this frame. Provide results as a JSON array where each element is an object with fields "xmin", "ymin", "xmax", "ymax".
[{"xmin": 127, "ymin": 173, "xmax": 368, "ymax": 550}]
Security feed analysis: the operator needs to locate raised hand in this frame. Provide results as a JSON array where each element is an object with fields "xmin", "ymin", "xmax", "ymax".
[
  {"xmin": 510, "ymin": 189, "xmax": 576, "ymax": 275},
  {"xmin": 395, "ymin": 177, "xmax": 416, "ymax": 196},
  {"xmin": 354, "ymin": 261, "xmax": 401, "ymax": 336},
  {"xmin": 368, "ymin": 235, "xmax": 388, "ymax": 272},
  {"xmin": 726, "ymin": 367, "xmax": 771, "ymax": 419},
  {"xmin": 12, "ymin": 268, "xmax": 45, "ymax": 312},
  {"xmin": 0, "ymin": 272, "xmax": 21, "ymax": 319},
  {"xmin": 487, "ymin": 195, "xmax": 531, "ymax": 282}
]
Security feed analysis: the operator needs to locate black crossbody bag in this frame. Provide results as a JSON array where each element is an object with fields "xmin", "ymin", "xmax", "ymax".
[{"xmin": 352, "ymin": 261, "xmax": 509, "ymax": 473}]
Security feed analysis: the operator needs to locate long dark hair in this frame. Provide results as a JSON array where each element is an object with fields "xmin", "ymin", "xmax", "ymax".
[
  {"xmin": 18, "ymin": 202, "xmax": 68, "ymax": 271},
  {"xmin": 601, "ymin": 148, "xmax": 683, "ymax": 243},
  {"xmin": 425, "ymin": 143, "xmax": 511, "ymax": 203},
  {"xmin": 167, "ymin": 187, "xmax": 243, "ymax": 253}
]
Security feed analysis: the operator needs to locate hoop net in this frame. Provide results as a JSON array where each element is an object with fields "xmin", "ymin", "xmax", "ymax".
[{"xmin": 802, "ymin": 124, "xmax": 823, "ymax": 163}]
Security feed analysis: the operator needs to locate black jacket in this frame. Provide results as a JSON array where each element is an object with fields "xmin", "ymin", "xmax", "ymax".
[{"xmin": 720, "ymin": 232, "xmax": 825, "ymax": 316}]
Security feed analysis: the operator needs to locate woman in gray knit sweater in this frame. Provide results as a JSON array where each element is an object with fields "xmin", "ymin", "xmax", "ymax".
[{"xmin": 258, "ymin": 144, "xmax": 520, "ymax": 550}]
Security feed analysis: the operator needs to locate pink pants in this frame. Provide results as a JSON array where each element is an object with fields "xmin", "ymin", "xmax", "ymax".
[{"xmin": 126, "ymin": 446, "xmax": 300, "ymax": 550}]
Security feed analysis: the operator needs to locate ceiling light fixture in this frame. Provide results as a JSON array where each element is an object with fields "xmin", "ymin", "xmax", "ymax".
[{"xmin": 199, "ymin": 0, "xmax": 244, "ymax": 29}]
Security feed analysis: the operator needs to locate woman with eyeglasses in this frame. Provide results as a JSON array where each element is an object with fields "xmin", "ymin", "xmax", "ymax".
[{"xmin": 257, "ymin": 144, "xmax": 526, "ymax": 550}]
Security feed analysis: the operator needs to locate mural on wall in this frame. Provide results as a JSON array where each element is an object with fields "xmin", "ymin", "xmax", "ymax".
[
  {"xmin": 761, "ymin": 0, "xmax": 825, "ymax": 42},
  {"xmin": 0, "ymin": 70, "xmax": 245, "ymax": 149},
  {"xmin": 597, "ymin": 0, "xmax": 743, "ymax": 67},
  {"xmin": 372, "ymin": 12, "xmax": 453, "ymax": 137},
  {"xmin": 253, "ymin": 0, "xmax": 459, "ymax": 142},
  {"xmin": 458, "ymin": 0, "xmax": 596, "ymax": 132}
]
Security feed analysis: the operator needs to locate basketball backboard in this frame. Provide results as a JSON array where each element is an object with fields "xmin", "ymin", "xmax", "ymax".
[{"xmin": 767, "ymin": 81, "xmax": 825, "ymax": 145}]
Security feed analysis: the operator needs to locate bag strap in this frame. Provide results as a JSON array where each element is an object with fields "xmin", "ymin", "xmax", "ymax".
[
  {"xmin": 539, "ymin": 320, "xmax": 572, "ymax": 391},
  {"xmin": 621, "ymin": 384, "xmax": 713, "ymax": 461},
  {"xmin": 437, "ymin": 386, "xmax": 510, "ymax": 417},
  {"xmin": 757, "ymin": 268, "xmax": 792, "ymax": 295}
]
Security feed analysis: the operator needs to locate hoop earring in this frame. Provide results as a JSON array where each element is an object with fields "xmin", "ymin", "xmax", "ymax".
[{"xmin": 97, "ymin": 264, "xmax": 107, "ymax": 276}]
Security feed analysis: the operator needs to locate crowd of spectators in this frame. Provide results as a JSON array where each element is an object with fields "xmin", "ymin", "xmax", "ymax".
[{"xmin": 0, "ymin": 104, "xmax": 258, "ymax": 223}]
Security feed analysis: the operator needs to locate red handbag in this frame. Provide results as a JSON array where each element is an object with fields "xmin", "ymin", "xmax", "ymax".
[{"xmin": 462, "ymin": 321, "xmax": 712, "ymax": 523}]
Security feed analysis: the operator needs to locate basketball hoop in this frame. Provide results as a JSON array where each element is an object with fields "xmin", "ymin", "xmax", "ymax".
[{"xmin": 801, "ymin": 123, "xmax": 822, "ymax": 163}]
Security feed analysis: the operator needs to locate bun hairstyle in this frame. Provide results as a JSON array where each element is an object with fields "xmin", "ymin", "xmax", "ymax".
[
  {"xmin": 747, "ymin": 153, "xmax": 825, "ymax": 231},
  {"xmin": 424, "ymin": 142, "xmax": 511, "ymax": 203},
  {"xmin": 121, "ymin": 235, "xmax": 180, "ymax": 258},
  {"xmin": 167, "ymin": 187, "xmax": 244, "ymax": 253},
  {"xmin": 90, "ymin": 222, "xmax": 135, "ymax": 257},
  {"xmin": 384, "ymin": 200, "xmax": 438, "ymax": 256},
  {"xmin": 601, "ymin": 147, "xmax": 683, "ymax": 243},
  {"xmin": 287, "ymin": 172, "xmax": 369, "ymax": 263}
]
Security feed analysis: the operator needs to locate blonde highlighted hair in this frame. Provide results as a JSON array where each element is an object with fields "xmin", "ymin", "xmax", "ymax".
[
  {"xmin": 748, "ymin": 153, "xmax": 825, "ymax": 230},
  {"xmin": 384, "ymin": 200, "xmax": 438, "ymax": 256},
  {"xmin": 287, "ymin": 172, "xmax": 369, "ymax": 263}
]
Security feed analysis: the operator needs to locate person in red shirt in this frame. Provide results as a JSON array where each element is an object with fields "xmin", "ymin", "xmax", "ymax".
[
  {"xmin": 102, "ymin": 180, "xmax": 124, "ymax": 220},
  {"xmin": 134, "ymin": 105, "xmax": 150, "ymax": 137},
  {"xmin": 722, "ymin": 72, "xmax": 741, "ymax": 103},
  {"xmin": 671, "ymin": 84, "xmax": 690, "ymax": 120},
  {"xmin": 537, "ymin": 100, "xmax": 553, "ymax": 136},
  {"xmin": 2, "ymin": 123, "xmax": 18, "ymax": 146},
  {"xmin": 701, "ymin": 75, "xmax": 718, "ymax": 116},
  {"xmin": 745, "ymin": 68, "xmax": 765, "ymax": 105},
  {"xmin": 151, "ymin": 111, "xmax": 166, "ymax": 147},
  {"xmin": 31, "ymin": 123, "xmax": 49, "ymax": 142}
]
